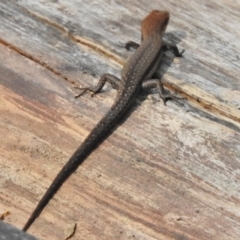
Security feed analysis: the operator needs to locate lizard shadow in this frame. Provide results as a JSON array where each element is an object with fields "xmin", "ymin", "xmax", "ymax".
[{"xmin": 155, "ymin": 30, "xmax": 186, "ymax": 85}]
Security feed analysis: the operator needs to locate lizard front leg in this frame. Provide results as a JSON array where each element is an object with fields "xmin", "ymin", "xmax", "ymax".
[
  {"xmin": 125, "ymin": 41, "xmax": 184, "ymax": 57},
  {"xmin": 75, "ymin": 74, "xmax": 120, "ymax": 98},
  {"xmin": 125, "ymin": 41, "xmax": 140, "ymax": 50}
]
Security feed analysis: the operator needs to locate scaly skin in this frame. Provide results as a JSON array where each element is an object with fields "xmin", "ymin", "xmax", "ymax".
[{"xmin": 23, "ymin": 10, "xmax": 183, "ymax": 231}]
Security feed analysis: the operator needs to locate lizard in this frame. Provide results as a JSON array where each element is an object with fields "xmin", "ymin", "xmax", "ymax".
[{"xmin": 23, "ymin": 10, "xmax": 184, "ymax": 231}]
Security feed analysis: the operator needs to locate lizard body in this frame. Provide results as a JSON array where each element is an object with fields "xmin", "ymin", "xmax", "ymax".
[{"xmin": 23, "ymin": 10, "xmax": 183, "ymax": 231}]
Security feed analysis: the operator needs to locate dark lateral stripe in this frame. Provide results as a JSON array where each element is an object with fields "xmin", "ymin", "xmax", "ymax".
[{"xmin": 141, "ymin": 45, "xmax": 163, "ymax": 81}]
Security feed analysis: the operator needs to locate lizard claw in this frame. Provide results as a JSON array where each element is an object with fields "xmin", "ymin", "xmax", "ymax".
[
  {"xmin": 160, "ymin": 93, "xmax": 185, "ymax": 105},
  {"xmin": 74, "ymin": 88, "xmax": 89, "ymax": 98},
  {"xmin": 75, "ymin": 86, "xmax": 99, "ymax": 99},
  {"xmin": 178, "ymin": 49, "xmax": 185, "ymax": 57}
]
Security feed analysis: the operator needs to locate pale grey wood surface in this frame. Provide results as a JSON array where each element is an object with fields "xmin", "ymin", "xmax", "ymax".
[{"xmin": 0, "ymin": 0, "xmax": 240, "ymax": 239}]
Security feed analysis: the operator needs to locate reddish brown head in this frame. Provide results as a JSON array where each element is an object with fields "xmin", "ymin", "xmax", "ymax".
[{"xmin": 141, "ymin": 10, "xmax": 169, "ymax": 39}]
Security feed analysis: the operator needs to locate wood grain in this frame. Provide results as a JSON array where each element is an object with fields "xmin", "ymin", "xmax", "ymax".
[{"xmin": 0, "ymin": 0, "xmax": 240, "ymax": 239}]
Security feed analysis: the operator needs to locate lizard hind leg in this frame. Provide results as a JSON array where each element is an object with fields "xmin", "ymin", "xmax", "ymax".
[
  {"xmin": 75, "ymin": 74, "xmax": 121, "ymax": 98},
  {"xmin": 163, "ymin": 44, "xmax": 185, "ymax": 57},
  {"xmin": 141, "ymin": 79, "xmax": 182, "ymax": 105}
]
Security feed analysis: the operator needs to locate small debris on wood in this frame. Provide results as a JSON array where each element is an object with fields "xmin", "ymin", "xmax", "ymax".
[
  {"xmin": 0, "ymin": 211, "xmax": 11, "ymax": 221},
  {"xmin": 64, "ymin": 222, "xmax": 77, "ymax": 240}
]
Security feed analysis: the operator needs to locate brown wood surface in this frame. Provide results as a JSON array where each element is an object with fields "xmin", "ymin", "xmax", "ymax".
[{"xmin": 0, "ymin": 0, "xmax": 240, "ymax": 239}]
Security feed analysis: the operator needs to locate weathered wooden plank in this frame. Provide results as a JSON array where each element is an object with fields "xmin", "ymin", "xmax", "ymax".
[
  {"xmin": 1, "ymin": 44, "xmax": 240, "ymax": 239},
  {"xmin": 0, "ymin": 0, "xmax": 240, "ymax": 240}
]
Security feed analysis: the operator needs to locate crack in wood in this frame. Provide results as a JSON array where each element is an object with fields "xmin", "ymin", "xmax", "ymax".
[
  {"xmin": 0, "ymin": 38, "xmax": 75, "ymax": 85},
  {"xmin": 22, "ymin": 7, "xmax": 124, "ymax": 67}
]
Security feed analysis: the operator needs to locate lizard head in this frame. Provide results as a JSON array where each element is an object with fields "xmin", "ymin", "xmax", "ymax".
[{"xmin": 141, "ymin": 10, "xmax": 169, "ymax": 40}]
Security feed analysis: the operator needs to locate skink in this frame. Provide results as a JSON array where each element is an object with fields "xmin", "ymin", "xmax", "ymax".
[{"xmin": 23, "ymin": 10, "xmax": 184, "ymax": 231}]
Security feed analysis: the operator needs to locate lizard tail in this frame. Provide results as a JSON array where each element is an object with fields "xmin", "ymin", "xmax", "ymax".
[{"xmin": 23, "ymin": 98, "xmax": 131, "ymax": 231}]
